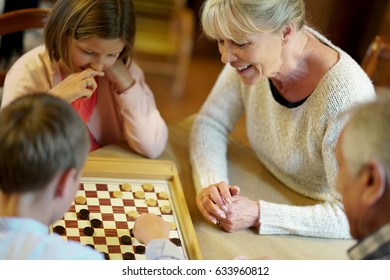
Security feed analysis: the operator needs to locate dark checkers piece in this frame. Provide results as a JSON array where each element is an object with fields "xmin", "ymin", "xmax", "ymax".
[
  {"xmin": 123, "ymin": 252, "xmax": 135, "ymax": 260},
  {"xmin": 135, "ymin": 245, "xmax": 146, "ymax": 254},
  {"xmin": 120, "ymin": 235, "xmax": 132, "ymax": 245},
  {"xmin": 83, "ymin": 226, "xmax": 95, "ymax": 236},
  {"xmin": 90, "ymin": 218, "xmax": 102, "ymax": 228},
  {"xmin": 78, "ymin": 209, "xmax": 90, "ymax": 220},
  {"xmin": 170, "ymin": 238, "xmax": 182, "ymax": 247},
  {"xmin": 53, "ymin": 225, "xmax": 66, "ymax": 235}
]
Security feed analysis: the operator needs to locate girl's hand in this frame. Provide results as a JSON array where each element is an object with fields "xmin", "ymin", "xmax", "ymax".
[
  {"xmin": 50, "ymin": 68, "xmax": 104, "ymax": 103},
  {"xmin": 104, "ymin": 59, "xmax": 135, "ymax": 93}
]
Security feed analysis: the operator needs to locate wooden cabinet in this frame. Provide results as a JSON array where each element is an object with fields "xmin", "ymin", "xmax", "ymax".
[{"xmin": 318, "ymin": 0, "xmax": 388, "ymax": 63}]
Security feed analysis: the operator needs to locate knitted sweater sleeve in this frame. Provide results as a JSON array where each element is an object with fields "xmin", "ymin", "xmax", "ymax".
[
  {"xmin": 190, "ymin": 65, "xmax": 244, "ymax": 193},
  {"xmin": 258, "ymin": 116, "xmax": 351, "ymax": 238}
]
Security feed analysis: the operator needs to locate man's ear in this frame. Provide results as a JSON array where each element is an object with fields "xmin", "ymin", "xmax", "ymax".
[
  {"xmin": 54, "ymin": 169, "xmax": 78, "ymax": 198},
  {"xmin": 281, "ymin": 23, "xmax": 294, "ymax": 43},
  {"xmin": 361, "ymin": 161, "xmax": 386, "ymax": 206}
]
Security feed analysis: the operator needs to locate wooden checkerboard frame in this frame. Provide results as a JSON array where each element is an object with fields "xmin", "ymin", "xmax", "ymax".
[{"xmin": 81, "ymin": 157, "xmax": 202, "ymax": 260}]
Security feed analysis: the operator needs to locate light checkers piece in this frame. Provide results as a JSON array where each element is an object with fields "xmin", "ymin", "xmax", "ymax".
[
  {"xmin": 120, "ymin": 183, "xmax": 132, "ymax": 192},
  {"xmin": 112, "ymin": 190, "xmax": 123, "ymax": 198},
  {"xmin": 75, "ymin": 195, "xmax": 87, "ymax": 205},
  {"xmin": 157, "ymin": 191, "xmax": 169, "ymax": 200},
  {"xmin": 50, "ymin": 177, "xmax": 187, "ymax": 260},
  {"xmin": 142, "ymin": 183, "xmax": 154, "ymax": 192},
  {"xmin": 126, "ymin": 210, "xmax": 139, "ymax": 219}
]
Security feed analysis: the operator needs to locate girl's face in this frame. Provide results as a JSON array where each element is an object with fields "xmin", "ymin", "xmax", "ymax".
[
  {"xmin": 67, "ymin": 37, "xmax": 125, "ymax": 73},
  {"xmin": 217, "ymin": 31, "xmax": 284, "ymax": 85}
]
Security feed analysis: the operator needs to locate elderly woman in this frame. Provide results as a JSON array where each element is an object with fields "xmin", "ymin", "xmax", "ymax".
[{"xmin": 190, "ymin": 0, "xmax": 375, "ymax": 238}]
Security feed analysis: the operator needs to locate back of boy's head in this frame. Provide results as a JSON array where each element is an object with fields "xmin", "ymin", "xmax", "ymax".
[{"xmin": 0, "ymin": 93, "xmax": 90, "ymax": 194}]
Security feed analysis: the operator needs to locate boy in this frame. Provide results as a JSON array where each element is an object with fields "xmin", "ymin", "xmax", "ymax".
[{"xmin": 0, "ymin": 94, "xmax": 183, "ymax": 260}]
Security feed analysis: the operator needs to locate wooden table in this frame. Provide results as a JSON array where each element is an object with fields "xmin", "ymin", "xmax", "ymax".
[{"xmin": 89, "ymin": 115, "xmax": 354, "ymax": 260}]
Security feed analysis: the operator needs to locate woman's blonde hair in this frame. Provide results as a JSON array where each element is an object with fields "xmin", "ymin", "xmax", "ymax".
[
  {"xmin": 201, "ymin": 0, "xmax": 305, "ymax": 42},
  {"xmin": 44, "ymin": 0, "xmax": 136, "ymax": 67}
]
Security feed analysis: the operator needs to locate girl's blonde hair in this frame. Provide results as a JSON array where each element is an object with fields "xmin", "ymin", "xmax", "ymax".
[{"xmin": 44, "ymin": 0, "xmax": 136, "ymax": 67}]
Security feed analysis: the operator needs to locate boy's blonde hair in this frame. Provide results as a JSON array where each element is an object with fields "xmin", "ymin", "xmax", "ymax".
[{"xmin": 0, "ymin": 94, "xmax": 89, "ymax": 193}]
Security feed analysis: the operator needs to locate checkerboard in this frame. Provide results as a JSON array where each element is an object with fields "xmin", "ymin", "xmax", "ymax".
[{"xmin": 51, "ymin": 177, "xmax": 186, "ymax": 260}]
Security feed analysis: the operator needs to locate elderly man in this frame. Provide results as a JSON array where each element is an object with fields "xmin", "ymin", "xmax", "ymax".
[{"xmin": 334, "ymin": 94, "xmax": 390, "ymax": 260}]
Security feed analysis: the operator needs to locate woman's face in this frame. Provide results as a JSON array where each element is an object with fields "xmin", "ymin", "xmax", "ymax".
[
  {"xmin": 67, "ymin": 37, "xmax": 125, "ymax": 73},
  {"xmin": 217, "ymin": 31, "xmax": 283, "ymax": 85}
]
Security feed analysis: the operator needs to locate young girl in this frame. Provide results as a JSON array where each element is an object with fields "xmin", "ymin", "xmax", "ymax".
[{"xmin": 1, "ymin": 0, "xmax": 168, "ymax": 158}]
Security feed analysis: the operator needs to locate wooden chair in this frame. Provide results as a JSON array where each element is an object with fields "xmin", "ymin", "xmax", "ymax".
[
  {"xmin": 361, "ymin": 35, "xmax": 390, "ymax": 90},
  {"xmin": 132, "ymin": 0, "xmax": 195, "ymax": 97},
  {"xmin": 0, "ymin": 8, "xmax": 51, "ymax": 87}
]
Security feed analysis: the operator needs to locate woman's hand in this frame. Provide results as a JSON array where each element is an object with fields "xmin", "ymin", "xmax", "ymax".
[
  {"xmin": 196, "ymin": 181, "xmax": 240, "ymax": 225},
  {"xmin": 219, "ymin": 196, "xmax": 260, "ymax": 232},
  {"xmin": 50, "ymin": 68, "xmax": 104, "ymax": 103},
  {"xmin": 104, "ymin": 59, "xmax": 135, "ymax": 93}
]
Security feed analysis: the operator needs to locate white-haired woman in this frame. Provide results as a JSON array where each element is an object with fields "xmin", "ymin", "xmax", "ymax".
[{"xmin": 190, "ymin": 0, "xmax": 376, "ymax": 238}]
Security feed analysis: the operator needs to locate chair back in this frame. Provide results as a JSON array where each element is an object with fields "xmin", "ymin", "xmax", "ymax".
[
  {"xmin": 361, "ymin": 36, "xmax": 390, "ymax": 88},
  {"xmin": 0, "ymin": 8, "xmax": 51, "ymax": 86}
]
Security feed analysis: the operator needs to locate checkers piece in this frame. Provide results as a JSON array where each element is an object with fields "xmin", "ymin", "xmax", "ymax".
[
  {"xmin": 170, "ymin": 238, "xmax": 182, "ymax": 247},
  {"xmin": 134, "ymin": 191, "xmax": 145, "ymax": 199},
  {"xmin": 120, "ymin": 183, "xmax": 132, "ymax": 192},
  {"xmin": 120, "ymin": 235, "xmax": 132, "ymax": 245},
  {"xmin": 157, "ymin": 191, "xmax": 169, "ymax": 200},
  {"xmin": 83, "ymin": 226, "xmax": 94, "ymax": 236},
  {"xmin": 123, "ymin": 252, "xmax": 135, "ymax": 260},
  {"xmin": 75, "ymin": 195, "xmax": 87, "ymax": 205},
  {"xmin": 160, "ymin": 204, "xmax": 172, "ymax": 214},
  {"xmin": 91, "ymin": 218, "xmax": 102, "ymax": 228},
  {"xmin": 113, "ymin": 190, "xmax": 123, "ymax": 198},
  {"xmin": 135, "ymin": 245, "xmax": 146, "ymax": 254},
  {"xmin": 78, "ymin": 209, "xmax": 90, "ymax": 220},
  {"xmin": 142, "ymin": 183, "xmax": 154, "ymax": 192},
  {"xmin": 126, "ymin": 210, "xmax": 139, "ymax": 219},
  {"xmin": 53, "ymin": 225, "xmax": 66, "ymax": 235},
  {"xmin": 145, "ymin": 198, "xmax": 157, "ymax": 207},
  {"xmin": 170, "ymin": 222, "xmax": 177, "ymax": 230}
]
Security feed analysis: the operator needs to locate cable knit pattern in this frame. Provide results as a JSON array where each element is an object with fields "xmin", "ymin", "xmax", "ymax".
[{"xmin": 190, "ymin": 26, "xmax": 376, "ymax": 238}]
